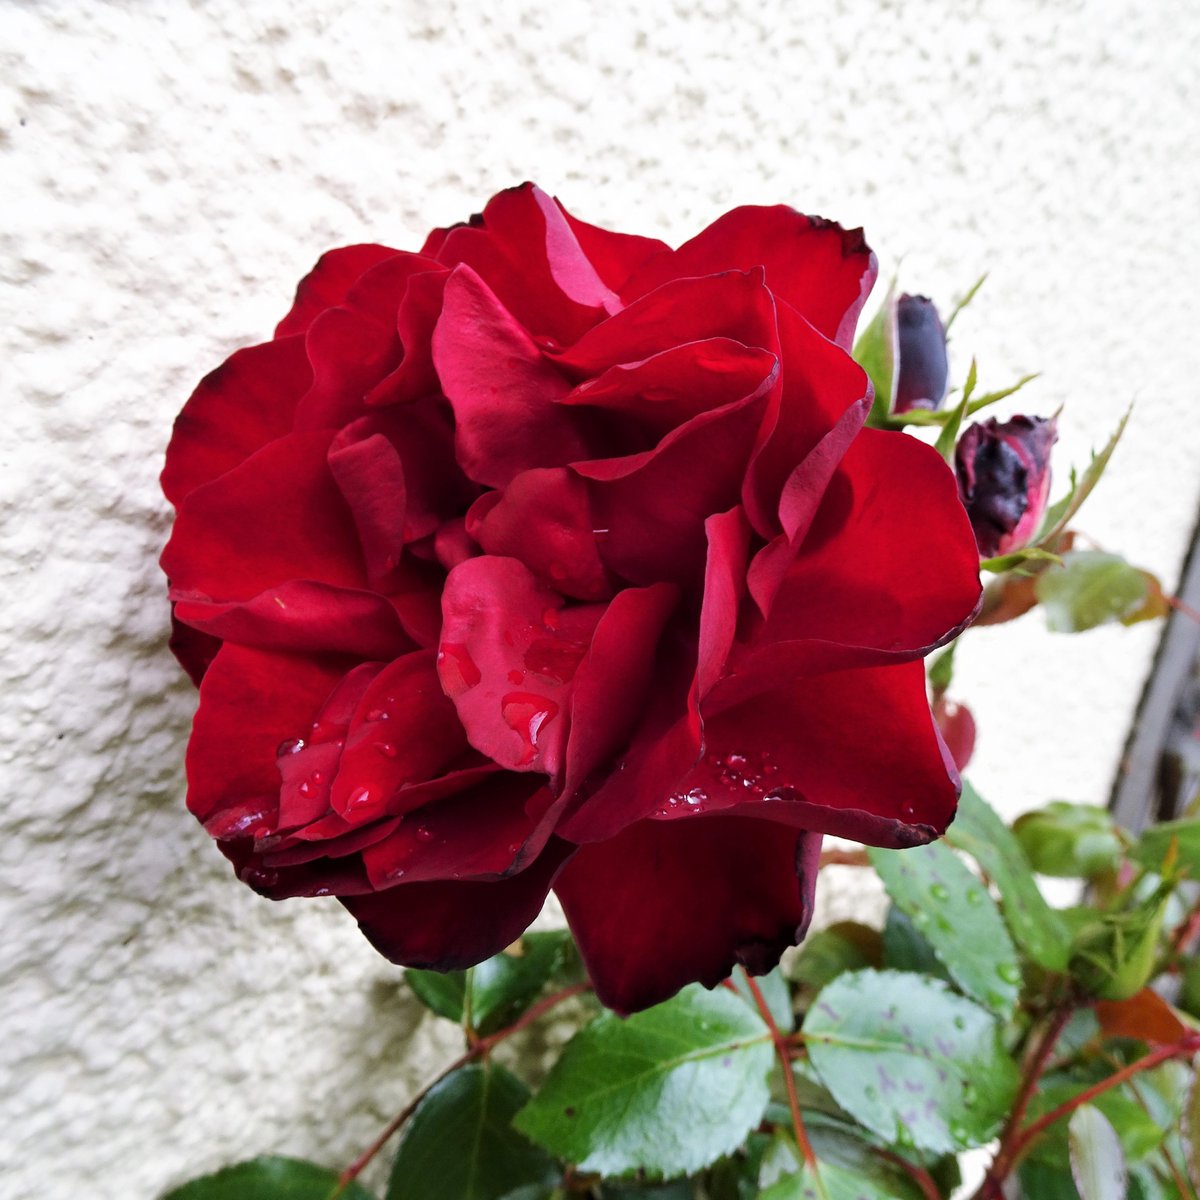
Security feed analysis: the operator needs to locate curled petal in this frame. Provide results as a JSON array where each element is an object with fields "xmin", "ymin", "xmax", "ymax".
[{"xmin": 275, "ymin": 244, "xmax": 404, "ymax": 337}]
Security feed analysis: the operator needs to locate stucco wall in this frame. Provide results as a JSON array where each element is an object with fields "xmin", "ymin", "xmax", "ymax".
[{"xmin": 3, "ymin": 2, "xmax": 1199, "ymax": 1197}]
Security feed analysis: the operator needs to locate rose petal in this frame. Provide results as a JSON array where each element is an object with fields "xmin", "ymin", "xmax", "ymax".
[
  {"xmin": 698, "ymin": 660, "xmax": 961, "ymax": 847},
  {"xmin": 557, "ymin": 816, "xmax": 822, "ymax": 1013},
  {"xmin": 275, "ymin": 244, "xmax": 404, "ymax": 338},
  {"xmin": 432, "ymin": 183, "xmax": 619, "ymax": 342},
  {"xmin": 161, "ymin": 336, "xmax": 312, "ymax": 506},
  {"xmin": 557, "ymin": 200, "xmax": 669, "ymax": 293},
  {"xmin": 438, "ymin": 556, "xmax": 605, "ymax": 776},
  {"xmin": 433, "ymin": 266, "xmax": 591, "ymax": 487},
  {"xmin": 466, "ymin": 469, "xmax": 614, "ymax": 602},
  {"xmin": 162, "ymin": 430, "xmax": 366, "ymax": 599},
  {"xmin": 622, "ymin": 206, "xmax": 876, "ymax": 349},
  {"xmin": 365, "ymin": 268, "xmax": 450, "ymax": 406},
  {"xmin": 187, "ymin": 644, "xmax": 354, "ymax": 825},
  {"xmin": 341, "ymin": 836, "xmax": 574, "ymax": 970}
]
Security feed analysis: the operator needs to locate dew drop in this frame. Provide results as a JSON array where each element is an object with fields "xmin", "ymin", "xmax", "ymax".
[
  {"xmin": 276, "ymin": 737, "xmax": 306, "ymax": 757},
  {"xmin": 986, "ymin": 991, "xmax": 1006, "ymax": 1009},
  {"xmin": 684, "ymin": 788, "xmax": 707, "ymax": 807},
  {"xmin": 241, "ymin": 866, "xmax": 279, "ymax": 889},
  {"xmin": 541, "ymin": 606, "xmax": 560, "ymax": 631},
  {"xmin": 523, "ymin": 637, "xmax": 587, "ymax": 684},
  {"xmin": 437, "ymin": 642, "xmax": 482, "ymax": 693},
  {"xmin": 376, "ymin": 742, "xmax": 399, "ymax": 758},
  {"xmin": 864, "ymin": 1085, "xmax": 879, "ymax": 1101},
  {"xmin": 312, "ymin": 771, "xmax": 324, "ymax": 784},
  {"xmin": 930, "ymin": 883, "xmax": 951, "ymax": 901},
  {"xmin": 949, "ymin": 1121, "xmax": 969, "ymax": 1143},
  {"xmin": 501, "ymin": 692, "xmax": 560, "ymax": 765},
  {"xmin": 507, "ymin": 669, "xmax": 524, "ymax": 685},
  {"xmin": 962, "ymin": 1083, "xmax": 978, "ymax": 1108},
  {"xmin": 365, "ymin": 708, "xmax": 389, "ymax": 722},
  {"xmin": 415, "ymin": 825, "xmax": 435, "ymax": 843},
  {"xmin": 901, "ymin": 801, "xmax": 918, "ymax": 819},
  {"xmin": 507, "ymin": 842, "xmax": 520, "ymax": 855},
  {"xmin": 965, "ymin": 888, "xmax": 984, "ymax": 906},
  {"xmin": 952, "ymin": 1016, "xmax": 966, "ymax": 1030},
  {"xmin": 346, "ymin": 786, "xmax": 373, "ymax": 810},
  {"xmin": 298, "ymin": 779, "xmax": 314, "ymax": 798},
  {"xmin": 389, "ymin": 867, "xmax": 406, "ymax": 881},
  {"xmin": 723, "ymin": 752, "xmax": 749, "ymax": 770},
  {"xmin": 996, "ymin": 962, "xmax": 1021, "ymax": 985},
  {"xmin": 203, "ymin": 801, "xmax": 276, "ymax": 841}
]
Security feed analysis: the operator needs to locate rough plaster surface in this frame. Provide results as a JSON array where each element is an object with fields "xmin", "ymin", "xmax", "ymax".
[{"xmin": 2, "ymin": 1, "xmax": 1198, "ymax": 1196}]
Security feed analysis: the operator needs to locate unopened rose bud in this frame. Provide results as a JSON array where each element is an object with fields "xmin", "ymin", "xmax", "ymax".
[
  {"xmin": 955, "ymin": 415, "xmax": 1058, "ymax": 558},
  {"xmin": 892, "ymin": 294, "xmax": 949, "ymax": 413},
  {"xmin": 1068, "ymin": 881, "xmax": 1172, "ymax": 1002}
]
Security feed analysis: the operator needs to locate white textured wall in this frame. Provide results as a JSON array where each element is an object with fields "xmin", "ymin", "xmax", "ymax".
[{"xmin": 3, "ymin": 2, "xmax": 1198, "ymax": 1197}]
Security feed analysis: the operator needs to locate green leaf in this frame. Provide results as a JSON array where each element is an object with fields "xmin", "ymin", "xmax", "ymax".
[
  {"xmin": 406, "ymin": 931, "xmax": 573, "ymax": 1035},
  {"xmin": 1036, "ymin": 551, "xmax": 1152, "ymax": 633},
  {"xmin": 790, "ymin": 923, "xmax": 881, "ymax": 994},
  {"xmin": 1131, "ymin": 818, "xmax": 1200, "ymax": 879},
  {"xmin": 869, "ymin": 841, "xmax": 1021, "ymax": 1016},
  {"xmin": 1019, "ymin": 1160, "xmax": 1090, "ymax": 1199},
  {"xmin": 757, "ymin": 1126, "xmax": 924, "ymax": 1200},
  {"xmin": 386, "ymin": 1063, "xmax": 558, "ymax": 1200},
  {"xmin": 598, "ymin": 1182, "xmax": 697, "ymax": 1199},
  {"xmin": 161, "ymin": 1157, "xmax": 374, "ymax": 1200},
  {"xmin": 1014, "ymin": 801, "xmax": 1125, "ymax": 879},
  {"xmin": 1070, "ymin": 1104, "xmax": 1129, "ymax": 1199},
  {"xmin": 1183, "ymin": 1062, "xmax": 1200, "ymax": 1187},
  {"xmin": 980, "ymin": 546, "xmax": 1062, "ymax": 574},
  {"xmin": 926, "ymin": 642, "xmax": 956, "ymax": 696},
  {"xmin": 943, "ymin": 272, "xmax": 987, "ymax": 334},
  {"xmin": 933, "ymin": 358, "xmax": 976, "ymax": 463},
  {"xmin": 881, "ymin": 905, "xmax": 954, "ymax": 984},
  {"xmin": 1036, "ymin": 408, "xmax": 1131, "ymax": 546},
  {"xmin": 1029, "ymin": 1079, "xmax": 1165, "ymax": 1166},
  {"xmin": 853, "ymin": 283, "xmax": 896, "ymax": 427},
  {"xmin": 803, "ymin": 969, "xmax": 1019, "ymax": 1154},
  {"xmin": 944, "ymin": 781, "xmax": 1069, "ymax": 970},
  {"xmin": 730, "ymin": 965, "xmax": 794, "ymax": 1032},
  {"xmin": 514, "ymin": 984, "xmax": 773, "ymax": 1179}
]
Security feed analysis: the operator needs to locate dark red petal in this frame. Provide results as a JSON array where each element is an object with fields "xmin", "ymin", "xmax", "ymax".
[
  {"xmin": 172, "ymin": 582, "xmax": 414, "ymax": 660},
  {"xmin": 362, "ymin": 774, "xmax": 556, "ymax": 887},
  {"xmin": 561, "ymin": 582, "xmax": 680, "ymax": 799},
  {"xmin": 168, "ymin": 611, "xmax": 222, "ymax": 685},
  {"xmin": 275, "ymin": 244, "xmax": 404, "ymax": 338},
  {"xmin": 622, "ymin": 207, "xmax": 876, "ymax": 349},
  {"xmin": 365, "ymin": 269, "xmax": 449, "ymax": 406},
  {"xmin": 438, "ymin": 556, "xmax": 604, "ymax": 776},
  {"xmin": 933, "ymin": 697, "xmax": 976, "ymax": 772},
  {"xmin": 432, "ymin": 183, "xmax": 619, "ymax": 342},
  {"xmin": 696, "ymin": 507, "xmax": 751, "ymax": 700},
  {"xmin": 742, "ymin": 300, "xmax": 872, "ymax": 537},
  {"xmin": 740, "ymin": 429, "xmax": 982, "ymax": 677},
  {"xmin": 574, "ymin": 383, "xmax": 772, "ymax": 587},
  {"xmin": 699, "ymin": 661, "xmax": 961, "ymax": 847},
  {"xmin": 162, "ymin": 430, "xmax": 366, "ymax": 599},
  {"xmin": 560, "ymin": 338, "xmax": 779, "ymax": 441},
  {"xmin": 329, "ymin": 650, "xmax": 469, "ymax": 823},
  {"xmin": 557, "ymin": 199, "xmax": 669, "ymax": 293},
  {"xmin": 341, "ymin": 836, "xmax": 574, "ymax": 971},
  {"xmin": 552, "ymin": 269, "xmax": 778, "ymax": 378},
  {"xmin": 466, "ymin": 469, "xmax": 613, "ymax": 602},
  {"xmin": 432, "ymin": 266, "xmax": 590, "ymax": 487},
  {"xmin": 161, "ymin": 336, "xmax": 312, "ymax": 506},
  {"xmin": 557, "ymin": 817, "xmax": 822, "ymax": 1013},
  {"xmin": 186, "ymin": 644, "xmax": 352, "ymax": 824}
]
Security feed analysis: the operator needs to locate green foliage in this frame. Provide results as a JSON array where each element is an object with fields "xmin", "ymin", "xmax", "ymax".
[
  {"xmin": 869, "ymin": 840, "xmax": 1021, "ymax": 1015},
  {"xmin": 1015, "ymin": 801, "xmax": 1125, "ymax": 879},
  {"xmin": 1068, "ymin": 877, "xmax": 1174, "ymax": 1001},
  {"xmin": 405, "ymin": 930, "xmax": 574, "ymax": 1035},
  {"xmin": 790, "ymin": 923, "xmax": 881, "ymax": 994},
  {"xmin": 514, "ymin": 985, "xmax": 774, "ymax": 1179},
  {"xmin": 386, "ymin": 1064, "xmax": 557, "ymax": 1200},
  {"xmin": 1069, "ymin": 1105, "xmax": 1129, "ymax": 1200},
  {"xmin": 933, "ymin": 358, "xmax": 976, "ymax": 463},
  {"xmin": 803, "ymin": 970, "xmax": 1019, "ymax": 1154},
  {"xmin": 945, "ymin": 782, "xmax": 1070, "ymax": 970},
  {"xmin": 757, "ymin": 1126, "xmax": 924, "ymax": 1199},
  {"xmin": 852, "ymin": 282, "xmax": 896, "ymax": 427},
  {"xmin": 1036, "ymin": 550, "xmax": 1156, "ymax": 632},
  {"xmin": 1035, "ymin": 407, "xmax": 1130, "ymax": 546},
  {"xmin": 1131, "ymin": 817, "xmax": 1200, "ymax": 878},
  {"xmin": 161, "ymin": 1157, "xmax": 374, "ymax": 1200}
]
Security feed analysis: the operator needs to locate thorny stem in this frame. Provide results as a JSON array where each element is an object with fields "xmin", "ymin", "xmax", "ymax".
[
  {"xmin": 743, "ymin": 974, "xmax": 818, "ymax": 1174},
  {"xmin": 329, "ymin": 982, "xmax": 590, "ymax": 1197}
]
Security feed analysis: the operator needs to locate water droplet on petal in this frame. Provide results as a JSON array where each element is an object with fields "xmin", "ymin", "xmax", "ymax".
[
  {"xmin": 684, "ymin": 788, "xmax": 707, "ymax": 807},
  {"xmin": 365, "ymin": 708, "xmax": 389, "ymax": 722},
  {"xmin": 901, "ymin": 801, "xmax": 918, "ymax": 819},
  {"xmin": 415, "ymin": 825, "xmax": 435, "ymax": 843},
  {"xmin": 298, "ymin": 779, "xmax": 314, "ymax": 798},
  {"xmin": 501, "ymin": 692, "xmax": 560, "ymax": 765},
  {"xmin": 203, "ymin": 801, "xmax": 276, "ymax": 841},
  {"xmin": 437, "ymin": 642, "xmax": 482, "ymax": 694},
  {"xmin": 346, "ymin": 786, "xmax": 373, "ymax": 811},
  {"xmin": 541, "ymin": 606, "xmax": 560, "ymax": 631},
  {"xmin": 507, "ymin": 669, "xmax": 524, "ymax": 685},
  {"xmin": 523, "ymin": 637, "xmax": 587, "ymax": 684},
  {"xmin": 312, "ymin": 771, "xmax": 324, "ymax": 784},
  {"xmin": 276, "ymin": 737, "xmax": 306, "ymax": 757},
  {"xmin": 376, "ymin": 742, "xmax": 399, "ymax": 758}
]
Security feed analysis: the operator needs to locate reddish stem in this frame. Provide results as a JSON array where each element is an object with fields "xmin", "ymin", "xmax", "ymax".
[
  {"xmin": 1167, "ymin": 593, "xmax": 1200, "ymax": 626},
  {"xmin": 744, "ymin": 974, "xmax": 817, "ymax": 1171},
  {"xmin": 875, "ymin": 1146, "xmax": 943, "ymax": 1200},
  {"xmin": 331, "ymin": 982, "xmax": 590, "ymax": 1196},
  {"xmin": 1009, "ymin": 1034, "xmax": 1200, "ymax": 1161}
]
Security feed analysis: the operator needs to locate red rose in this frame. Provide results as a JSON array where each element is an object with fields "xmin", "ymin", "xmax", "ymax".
[{"xmin": 162, "ymin": 183, "xmax": 982, "ymax": 1013}]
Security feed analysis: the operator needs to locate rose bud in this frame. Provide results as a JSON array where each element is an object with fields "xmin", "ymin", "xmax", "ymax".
[
  {"xmin": 892, "ymin": 294, "xmax": 949, "ymax": 413},
  {"xmin": 955, "ymin": 415, "xmax": 1058, "ymax": 558}
]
